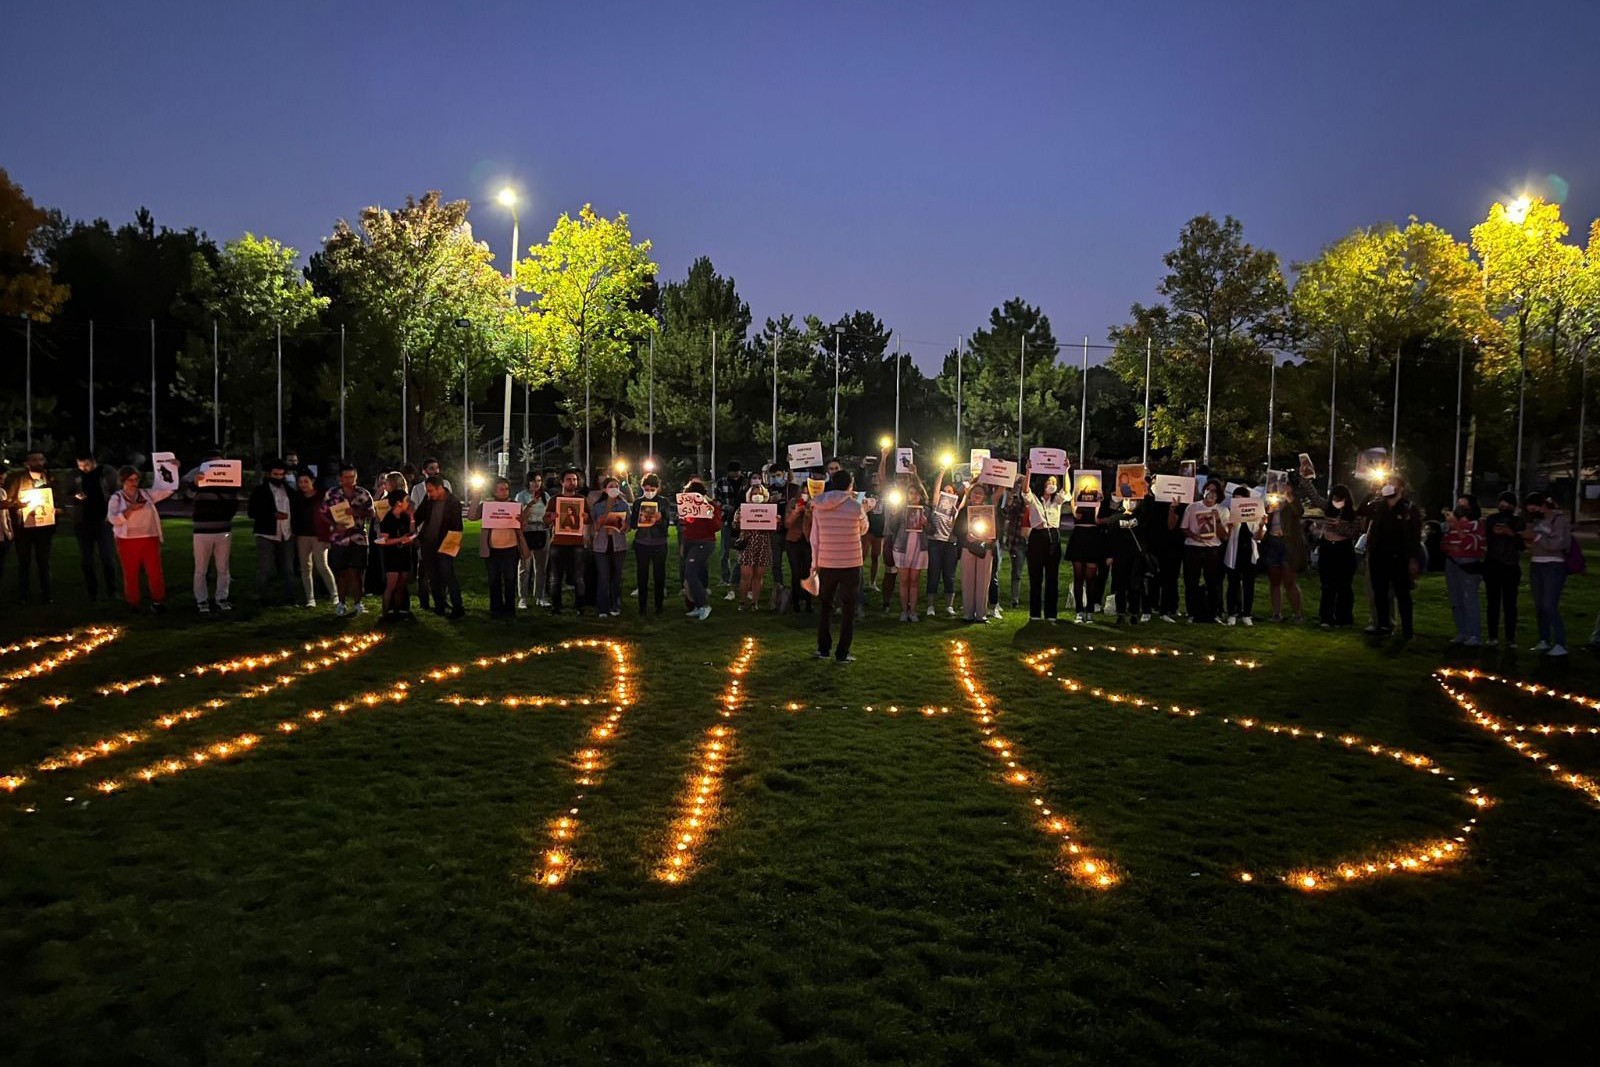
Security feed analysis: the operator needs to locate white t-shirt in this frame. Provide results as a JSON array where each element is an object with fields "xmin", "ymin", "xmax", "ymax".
[{"xmin": 1182, "ymin": 503, "xmax": 1224, "ymax": 548}]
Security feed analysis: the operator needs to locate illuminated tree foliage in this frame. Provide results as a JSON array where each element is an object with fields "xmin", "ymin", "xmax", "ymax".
[{"xmin": 0, "ymin": 168, "xmax": 68, "ymax": 321}]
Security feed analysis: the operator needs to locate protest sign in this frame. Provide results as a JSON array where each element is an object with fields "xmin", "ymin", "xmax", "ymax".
[
  {"xmin": 895, "ymin": 448, "xmax": 914, "ymax": 474},
  {"xmin": 480, "ymin": 501, "xmax": 522, "ymax": 530},
  {"xmin": 968, "ymin": 505, "xmax": 996, "ymax": 539},
  {"xmin": 329, "ymin": 501, "xmax": 355, "ymax": 529},
  {"xmin": 637, "ymin": 500, "xmax": 661, "ymax": 528},
  {"xmin": 439, "ymin": 530, "xmax": 463, "ymax": 557},
  {"xmin": 197, "ymin": 459, "xmax": 243, "ymax": 488},
  {"xmin": 1028, "ymin": 447, "xmax": 1068, "ymax": 475},
  {"xmin": 19, "ymin": 486, "xmax": 55, "ymax": 528},
  {"xmin": 1115, "ymin": 464, "xmax": 1147, "ymax": 499},
  {"xmin": 739, "ymin": 503, "xmax": 779, "ymax": 531},
  {"xmin": 787, "ymin": 442, "xmax": 824, "ymax": 470},
  {"xmin": 1152, "ymin": 474, "xmax": 1196, "ymax": 504},
  {"xmin": 1229, "ymin": 498, "xmax": 1264, "ymax": 526},
  {"xmin": 977, "ymin": 457, "xmax": 1017, "ymax": 488},
  {"xmin": 676, "ymin": 493, "xmax": 715, "ymax": 521},
  {"xmin": 969, "ymin": 448, "xmax": 991, "ymax": 472},
  {"xmin": 553, "ymin": 497, "xmax": 587, "ymax": 534},
  {"xmin": 152, "ymin": 452, "xmax": 179, "ymax": 492}
]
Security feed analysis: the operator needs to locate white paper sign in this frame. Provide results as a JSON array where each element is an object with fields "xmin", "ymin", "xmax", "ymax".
[
  {"xmin": 977, "ymin": 457, "xmax": 1018, "ymax": 488},
  {"xmin": 677, "ymin": 492, "xmax": 716, "ymax": 521},
  {"xmin": 152, "ymin": 452, "xmax": 180, "ymax": 492},
  {"xmin": 1224, "ymin": 482, "xmax": 1246, "ymax": 500},
  {"xmin": 1152, "ymin": 474, "xmax": 1196, "ymax": 505},
  {"xmin": 969, "ymin": 448, "xmax": 991, "ymax": 472},
  {"xmin": 739, "ymin": 503, "xmax": 779, "ymax": 531},
  {"xmin": 1028, "ymin": 448, "xmax": 1068, "ymax": 476},
  {"xmin": 787, "ymin": 442, "xmax": 824, "ymax": 470},
  {"xmin": 197, "ymin": 459, "xmax": 243, "ymax": 488},
  {"xmin": 480, "ymin": 501, "xmax": 522, "ymax": 530},
  {"xmin": 895, "ymin": 448, "xmax": 914, "ymax": 474},
  {"xmin": 1229, "ymin": 499, "xmax": 1264, "ymax": 526}
]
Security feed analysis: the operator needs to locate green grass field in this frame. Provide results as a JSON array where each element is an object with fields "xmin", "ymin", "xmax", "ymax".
[{"xmin": 3, "ymin": 520, "xmax": 1600, "ymax": 1065}]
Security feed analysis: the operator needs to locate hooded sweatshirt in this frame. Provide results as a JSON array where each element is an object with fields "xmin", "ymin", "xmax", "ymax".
[{"xmin": 808, "ymin": 490, "xmax": 868, "ymax": 569}]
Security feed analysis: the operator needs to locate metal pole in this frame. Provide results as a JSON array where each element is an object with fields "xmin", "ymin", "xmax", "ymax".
[
  {"xmin": 1514, "ymin": 322, "xmax": 1527, "ymax": 498},
  {"xmin": 339, "ymin": 324, "xmax": 346, "ymax": 460},
  {"xmin": 711, "ymin": 329, "xmax": 718, "ymax": 479},
  {"xmin": 893, "ymin": 332, "xmax": 901, "ymax": 444},
  {"xmin": 1079, "ymin": 336, "xmax": 1089, "ymax": 466},
  {"xmin": 1327, "ymin": 348, "xmax": 1338, "ymax": 495},
  {"xmin": 647, "ymin": 331, "xmax": 655, "ymax": 461},
  {"xmin": 88, "ymin": 320, "xmax": 96, "ymax": 454},
  {"xmin": 464, "ymin": 339, "xmax": 471, "ymax": 481},
  {"xmin": 401, "ymin": 349, "xmax": 408, "ymax": 466},
  {"xmin": 1453, "ymin": 340, "xmax": 1464, "ymax": 500},
  {"xmin": 1203, "ymin": 332, "xmax": 1215, "ymax": 467},
  {"xmin": 1141, "ymin": 336, "xmax": 1151, "ymax": 467},
  {"xmin": 150, "ymin": 319, "xmax": 157, "ymax": 459},
  {"xmin": 1391, "ymin": 342, "xmax": 1401, "ymax": 465},
  {"xmin": 501, "ymin": 213, "xmax": 518, "ymax": 478},
  {"xmin": 833, "ymin": 329, "xmax": 841, "ymax": 456},
  {"xmin": 1017, "ymin": 335, "xmax": 1025, "ymax": 459},
  {"xmin": 276, "ymin": 321, "xmax": 283, "ymax": 458},
  {"xmin": 1578, "ymin": 345, "xmax": 1589, "ymax": 522},
  {"xmin": 771, "ymin": 334, "xmax": 779, "ymax": 466},
  {"xmin": 1266, "ymin": 356, "xmax": 1277, "ymax": 475},
  {"xmin": 24, "ymin": 316, "xmax": 32, "ymax": 449},
  {"xmin": 212, "ymin": 319, "xmax": 219, "ymax": 445},
  {"xmin": 584, "ymin": 342, "xmax": 591, "ymax": 479},
  {"xmin": 956, "ymin": 335, "xmax": 963, "ymax": 455}
]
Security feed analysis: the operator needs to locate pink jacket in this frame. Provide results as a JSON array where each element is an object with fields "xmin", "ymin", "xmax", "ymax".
[{"xmin": 808, "ymin": 491, "xmax": 867, "ymax": 569}]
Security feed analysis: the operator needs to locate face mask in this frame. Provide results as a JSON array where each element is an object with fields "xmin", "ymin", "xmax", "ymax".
[
  {"xmin": 1381, "ymin": 485, "xmax": 1397, "ymax": 498},
  {"xmin": 643, "ymin": 489, "xmax": 657, "ymax": 499},
  {"xmin": 1204, "ymin": 494, "xmax": 1218, "ymax": 506},
  {"xmin": 606, "ymin": 487, "xmax": 621, "ymax": 499},
  {"xmin": 1330, "ymin": 499, "xmax": 1346, "ymax": 510},
  {"xmin": 752, "ymin": 493, "xmax": 767, "ymax": 504}
]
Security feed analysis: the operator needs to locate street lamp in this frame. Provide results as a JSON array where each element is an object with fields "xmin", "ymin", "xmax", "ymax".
[{"xmin": 497, "ymin": 185, "xmax": 520, "ymax": 478}]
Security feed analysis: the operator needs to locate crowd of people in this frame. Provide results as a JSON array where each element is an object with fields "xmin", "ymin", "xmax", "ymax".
[{"xmin": 0, "ymin": 446, "xmax": 1588, "ymax": 661}]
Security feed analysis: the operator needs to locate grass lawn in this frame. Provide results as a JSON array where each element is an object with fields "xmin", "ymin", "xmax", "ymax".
[{"xmin": 4, "ymin": 519, "xmax": 1600, "ymax": 1064}]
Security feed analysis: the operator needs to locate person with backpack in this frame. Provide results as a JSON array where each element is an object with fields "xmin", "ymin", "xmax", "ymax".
[
  {"xmin": 1441, "ymin": 495, "xmax": 1487, "ymax": 647},
  {"xmin": 1523, "ymin": 491, "xmax": 1572, "ymax": 657}
]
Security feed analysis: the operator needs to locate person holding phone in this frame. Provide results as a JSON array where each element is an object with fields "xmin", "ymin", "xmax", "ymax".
[
  {"xmin": 1358, "ymin": 476, "xmax": 1423, "ymax": 638},
  {"xmin": 1441, "ymin": 495, "xmax": 1486, "ymax": 646},
  {"xmin": 1222, "ymin": 486, "xmax": 1262, "ymax": 626},
  {"xmin": 783, "ymin": 483, "xmax": 814, "ymax": 614},
  {"xmin": 1262, "ymin": 481, "xmax": 1307, "ymax": 623},
  {"xmin": 953, "ymin": 482, "xmax": 997, "ymax": 623},
  {"xmin": 630, "ymin": 473, "xmax": 673, "ymax": 617},
  {"xmin": 515, "ymin": 473, "xmax": 550, "ymax": 609},
  {"xmin": 926, "ymin": 465, "xmax": 962, "ymax": 617},
  {"xmin": 1523, "ymin": 492, "xmax": 1572, "ymax": 656},
  {"xmin": 1294, "ymin": 475, "xmax": 1359, "ymax": 629},
  {"xmin": 106, "ymin": 465, "xmax": 174, "ymax": 612},
  {"xmin": 887, "ymin": 476, "xmax": 931, "ymax": 621}
]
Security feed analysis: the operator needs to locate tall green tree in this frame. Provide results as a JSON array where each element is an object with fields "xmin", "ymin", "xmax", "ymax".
[
  {"xmin": 739, "ymin": 315, "xmax": 834, "ymax": 463},
  {"xmin": 1108, "ymin": 215, "xmax": 1287, "ymax": 473},
  {"xmin": 513, "ymin": 204, "xmax": 657, "ymax": 472},
  {"xmin": 622, "ymin": 255, "xmax": 745, "ymax": 473},
  {"xmin": 179, "ymin": 233, "xmax": 328, "ymax": 459},
  {"xmin": 317, "ymin": 191, "xmax": 512, "ymax": 470},
  {"xmin": 937, "ymin": 298, "xmax": 1072, "ymax": 459},
  {"xmin": 0, "ymin": 168, "xmax": 68, "ymax": 321}
]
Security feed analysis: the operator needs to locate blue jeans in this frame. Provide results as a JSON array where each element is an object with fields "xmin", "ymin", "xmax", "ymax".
[
  {"xmin": 486, "ymin": 547, "xmax": 519, "ymax": 615},
  {"xmin": 1445, "ymin": 559, "xmax": 1482, "ymax": 641},
  {"xmin": 1529, "ymin": 561, "xmax": 1567, "ymax": 646},
  {"xmin": 926, "ymin": 540, "xmax": 958, "ymax": 597},
  {"xmin": 719, "ymin": 521, "xmax": 738, "ymax": 584},
  {"xmin": 594, "ymin": 549, "xmax": 624, "ymax": 614},
  {"xmin": 685, "ymin": 540, "xmax": 714, "ymax": 608}
]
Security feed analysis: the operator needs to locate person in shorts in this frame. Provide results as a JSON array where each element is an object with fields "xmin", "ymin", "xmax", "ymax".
[{"xmin": 320, "ymin": 463, "xmax": 375, "ymax": 616}]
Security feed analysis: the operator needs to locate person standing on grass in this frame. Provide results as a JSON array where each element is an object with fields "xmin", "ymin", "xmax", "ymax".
[
  {"xmin": 377, "ymin": 489, "xmax": 418, "ymax": 620},
  {"xmin": 1523, "ymin": 492, "xmax": 1571, "ymax": 657},
  {"xmin": 409, "ymin": 458, "xmax": 450, "ymax": 609},
  {"xmin": 1109, "ymin": 495, "xmax": 1152, "ymax": 625},
  {"xmin": 735, "ymin": 482, "xmax": 775, "ymax": 612},
  {"xmin": 1223, "ymin": 485, "xmax": 1262, "ymax": 627},
  {"xmin": 291, "ymin": 472, "xmax": 336, "ymax": 608},
  {"xmin": 248, "ymin": 459, "xmax": 297, "ymax": 605},
  {"xmin": 72, "ymin": 453, "xmax": 119, "ymax": 602},
  {"xmin": 590, "ymin": 474, "xmax": 631, "ymax": 618},
  {"xmin": 321, "ymin": 463, "xmax": 375, "ymax": 617},
  {"xmin": 1066, "ymin": 482, "xmax": 1107, "ymax": 624},
  {"xmin": 887, "ymin": 476, "xmax": 930, "ymax": 621},
  {"xmin": 1482, "ymin": 493, "xmax": 1524, "ymax": 649},
  {"xmin": 1262, "ymin": 481, "xmax": 1307, "ymax": 622},
  {"xmin": 784, "ymin": 483, "xmax": 814, "ymax": 614},
  {"xmin": 1174, "ymin": 482, "xmax": 1225, "ymax": 624},
  {"xmin": 681, "ymin": 477, "xmax": 722, "ymax": 621},
  {"xmin": 548, "ymin": 468, "xmax": 588, "ymax": 615},
  {"xmin": 1441, "ymin": 495, "xmax": 1487, "ymax": 647},
  {"xmin": 4, "ymin": 451, "xmax": 58, "ymax": 604},
  {"xmin": 953, "ymin": 482, "xmax": 997, "ymax": 623},
  {"xmin": 106, "ymin": 465, "xmax": 173, "ymax": 613},
  {"xmin": 187, "ymin": 448, "xmax": 239, "ymax": 614},
  {"xmin": 1359, "ymin": 476, "xmax": 1423, "ymax": 639},
  {"xmin": 765, "ymin": 465, "xmax": 793, "ymax": 608},
  {"xmin": 1021, "ymin": 467, "xmax": 1067, "ymax": 622},
  {"xmin": 515, "ymin": 472, "xmax": 550, "ymax": 610},
  {"xmin": 808, "ymin": 469, "xmax": 869, "ymax": 660},
  {"xmin": 714, "ymin": 461, "xmax": 746, "ymax": 596},
  {"xmin": 413, "ymin": 476, "xmax": 465, "ymax": 620},
  {"xmin": 468, "ymin": 477, "xmax": 529, "ymax": 619},
  {"xmin": 926, "ymin": 464, "xmax": 961, "ymax": 617},
  {"xmin": 631, "ymin": 473, "xmax": 673, "ymax": 617},
  {"xmin": 1296, "ymin": 478, "xmax": 1359, "ymax": 630},
  {"xmin": 0, "ymin": 478, "xmax": 10, "ymax": 590}
]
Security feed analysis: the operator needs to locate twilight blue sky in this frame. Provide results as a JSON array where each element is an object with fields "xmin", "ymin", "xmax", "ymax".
[{"xmin": 4, "ymin": 0, "xmax": 1597, "ymax": 371}]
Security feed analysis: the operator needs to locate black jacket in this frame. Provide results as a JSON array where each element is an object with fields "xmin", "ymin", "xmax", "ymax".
[
  {"xmin": 413, "ymin": 492, "xmax": 464, "ymax": 553},
  {"xmin": 247, "ymin": 480, "xmax": 292, "ymax": 537},
  {"xmin": 74, "ymin": 466, "xmax": 113, "ymax": 528}
]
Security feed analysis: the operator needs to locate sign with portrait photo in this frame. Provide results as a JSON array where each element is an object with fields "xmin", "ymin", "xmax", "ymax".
[
  {"xmin": 1071, "ymin": 470, "xmax": 1103, "ymax": 507},
  {"xmin": 1115, "ymin": 464, "xmax": 1148, "ymax": 499},
  {"xmin": 19, "ymin": 486, "xmax": 55, "ymax": 528},
  {"xmin": 895, "ymin": 448, "xmax": 914, "ymax": 474},
  {"xmin": 554, "ymin": 496, "xmax": 588, "ymax": 534},
  {"xmin": 969, "ymin": 448, "xmax": 991, "ymax": 472},
  {"xmin": 967, "ymin": 504, "xmax": 996, "ymax": 540}
]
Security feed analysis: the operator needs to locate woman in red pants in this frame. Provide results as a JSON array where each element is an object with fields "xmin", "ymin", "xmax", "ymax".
[{"xmin": 106, "ymin": 465, "xmax": 174, "ymax": 613}]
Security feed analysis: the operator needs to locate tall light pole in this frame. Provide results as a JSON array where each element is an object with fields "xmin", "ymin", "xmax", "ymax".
[
  {"xmin": 88, "ymin": 320, "xmax": 96, "ymax": 454},
  {"xmin": 1079, "ymin": 336, "xmax": 1089, "ymax": 467},
  {"xmin": 1390, "ymin": 341, "xmax": 1401, "ymax": 463},
  {"xmin": 956, "ymin": 335, "xmax": 964, "ymax": 456},
  {"xmin": 647, "ymin": 331, "xmax": 655, "ymax": 462},
  {"xmin": 893, "ymin": 332, "xmax": 901, "ymax": 445},
  {"xmin": 771, "ymin": 333, "xmax": 779, "ymax": 466},
  {"xmin": 497, "ymin": 186, "xmax": 519, "ymax": 478},
  {"xmin": 1327, "ymin": 347, "xmax": 1339, "ymax": 495},
  {"xmin": 212, "ymin": 319, "xmax": 219, "ymax": 445},
  {"xmin": 1453, "ymin": 340, "xmax": 1465, "ymax": 500},
  {"xmin": 149, "ymin": 318, "xmax": 157, "ymax": 460},
  {"xmin": 1578, "ymin": 343, "xmax": 1590, "ymax": 522},
  {"xmin": 710, "ymin": 328, "xmax": 718, "ymax": 480},
  {"xmin": 276, "ymin": 322, "xmax": 283, "ymax": 458},
  {"xmin": 1266, "ymin": 354, "xmax": 1277, "ymax": 475},
  {"xmin": 1016, "ymin": 335, "xmax": 1026, "ymax": 459},
  {"xmin": 339, "ymin": 324, "xmax": 347, "ymax": 460},
  {"xmin": 455, "ymin": 318, "xmax": 472, "ymax": 480},
  {"xmin": 1141, "ymin": 336, "xmax": 1151, "ymax": 467},
  {"xmin": 833, "ymin": 328, "xmax": 842, "ymax": 457},
  {"xmin": 1202, "ymin": 331, "xmax": 1216, "ymax": 467},
  {"xmin": 23, "ymin": 314, "xmax": 31, "ymax": 449}
]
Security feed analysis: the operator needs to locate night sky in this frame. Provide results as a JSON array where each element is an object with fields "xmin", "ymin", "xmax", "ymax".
[{"xmin": 4, "ymin": 0, "xmax": 1597, "ymax": 370}]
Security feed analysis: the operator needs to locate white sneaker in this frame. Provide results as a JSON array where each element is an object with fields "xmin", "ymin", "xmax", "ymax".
[
  {"xmin": 334, "ymin": 602, "xmax": 347, "ymax": 617},
  {"xmin": 723, "ymin": 590, "xmax": 736, "ymax": 601},
  {"xmin": 351, "ymin": 602, "xmax": 365, "ymax": 615},
  {"xmin": 1463, "ymin": 636, "xmax": 1480, "ymax": 647},
  {"xmin": 198, "ymin": 601, "xmax": 211, "ymax": 614},
  {"xmin": 1140, "ymin": 614, "xmax": 1152, "ymax": 623},
  {"xmin": 945, "ymin": 605, "xmax": 958, "ymax": 618},
  {"xmin": 1160, "ymin": 614, "xmax": 1176, "ymax": 624},
  {"xmin": 1531, "ymin": 641, "xmax": 1551, "ymax": 653},
  {"xmin": 696, "ymin": 606, "xmax": 712, "ymax": 620},
  {"xmin": 1548, "ymin": 644, "xmax": 1569, "ymax": 657},
  {"xmin": 517, "ymin": 598, "xmax": 528, "ymax": 610},
  {"xmin": 304, "ymin": 598, "xmax": 316, "ymax": 608},
  {"xmin": 926, "ymin": 604, "xmax": 936, "ymax": 617},
  {"xmin": 1224, "ymin": 615, "xmax": 1237, "ymax": 627},
  {"xmin": 1448, "ymin": 636, "xmax": 1465, "ymax": 646},
  {"xmin": 992, "ymin": 606, "xmax": 1004, "ymax": 620},
  {"xmin": 1030, "ymin": 615, "xmax": 1043, "ymax": 622},
  {"xmin": 1241, "ymin": 617, "xmax": 1254, "ymax": 627},
  {"xmin": 1484, "ymin": 638, "xmax": 1498, "ymax": 647},
  {"xmin": 216, "ymin": 600, "xmax": 233, "ymax": 612}
]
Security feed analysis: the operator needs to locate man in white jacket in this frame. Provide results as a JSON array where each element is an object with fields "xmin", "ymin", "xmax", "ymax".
[{"xmin": 808, "ymin": 470, "xmax": 869, "ymax": 663}]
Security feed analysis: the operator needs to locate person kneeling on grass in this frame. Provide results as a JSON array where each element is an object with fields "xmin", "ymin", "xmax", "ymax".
[
  {"xmin": 808, "ymin": 470, "xmax": 869, "ymax": 661},
  {"xmin": 106, "ymin": 465, "xmax": 173, "ymax": 613}
]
